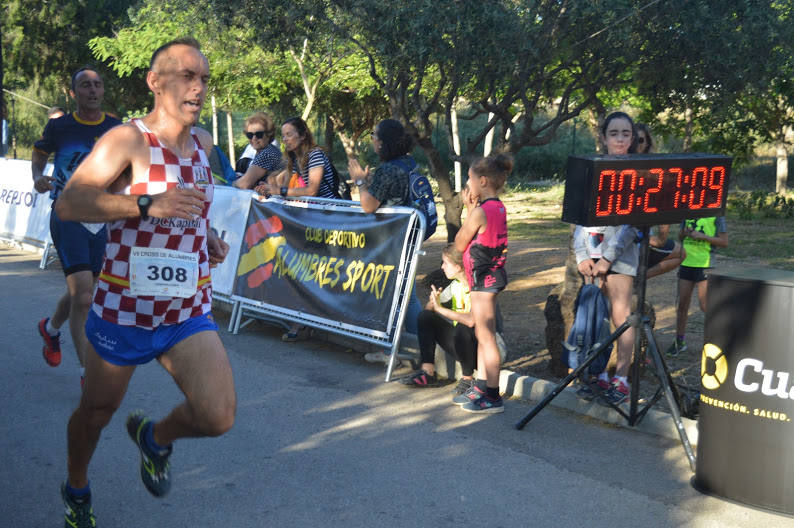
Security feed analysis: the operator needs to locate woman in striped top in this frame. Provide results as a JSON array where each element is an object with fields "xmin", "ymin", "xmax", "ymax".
[{"xmin": 258, "ymin": 116, "xmax": 337, "ymax": 199}]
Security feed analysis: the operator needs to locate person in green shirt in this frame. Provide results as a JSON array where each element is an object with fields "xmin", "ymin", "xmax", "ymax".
[{"xmin": 667, "ymin": 216, "xmax": 729, "ymax": 356}]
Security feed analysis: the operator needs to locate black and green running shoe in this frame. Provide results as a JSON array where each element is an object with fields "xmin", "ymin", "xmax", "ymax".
[
  {"xmin": 126, "ymin": 411, "xmax": 172, "ymax": 497},
  {"xmin": 61, "ymin": 482, "xmax": 96, "ymax": 528}
]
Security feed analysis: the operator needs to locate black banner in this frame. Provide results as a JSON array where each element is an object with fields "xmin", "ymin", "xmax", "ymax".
[{"xmin": 234, "ymin": 198, "xmax": 413, "ymax": 333}]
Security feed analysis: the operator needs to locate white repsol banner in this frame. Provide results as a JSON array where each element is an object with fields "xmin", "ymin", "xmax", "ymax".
[
  {"xmin": 1, "ymin": 159, "xmax": 251, "ymax": 296},
  {"xmin": 0, "ymin": 158, "xmax": 53, "ymax": 248}
]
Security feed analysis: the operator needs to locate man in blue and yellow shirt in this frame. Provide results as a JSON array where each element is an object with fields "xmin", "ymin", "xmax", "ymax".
[{"xmin": 31, "ymin": 67, "xmax": 121, "ymax": 384}]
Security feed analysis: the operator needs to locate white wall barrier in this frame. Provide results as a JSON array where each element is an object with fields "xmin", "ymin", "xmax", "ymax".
[{"xmin": 0, "ymin": 158, "xmax": 54, "ymax": 252}]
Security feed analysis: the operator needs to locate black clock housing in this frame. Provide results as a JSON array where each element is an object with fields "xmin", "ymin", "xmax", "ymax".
[{"xmin": 562, "ymin": 153, "xmax": 732, "ymax": 226}]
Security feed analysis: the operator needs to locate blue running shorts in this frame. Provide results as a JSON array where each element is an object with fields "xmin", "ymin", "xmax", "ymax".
[
  {"xmin": 85, "ymin": 310, "xmax": 219, "ymax": 366},
  {"xmin": 50, "ymin": 204, "xmax": 107, "ymax": 276}
]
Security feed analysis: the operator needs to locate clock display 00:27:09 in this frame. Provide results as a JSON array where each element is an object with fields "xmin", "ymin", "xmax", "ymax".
[{"xmin": 594, "ymin": 165, "xmax": 727, "ymax": 217}]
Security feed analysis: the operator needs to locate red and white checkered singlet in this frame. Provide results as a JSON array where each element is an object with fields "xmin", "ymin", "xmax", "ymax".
[{"xmin": 91, "ymin": 118, "xmax": 214, "ymax": 329}]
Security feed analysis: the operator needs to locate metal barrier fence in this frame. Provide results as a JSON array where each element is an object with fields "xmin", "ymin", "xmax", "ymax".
[{"xmin": 228, "ymin": 195, "xmax": 426, "ymax": 382}]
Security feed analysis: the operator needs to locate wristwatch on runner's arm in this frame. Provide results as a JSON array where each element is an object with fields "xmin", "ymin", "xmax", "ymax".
[{"xmin": 137, "ymin": 194, "xmax": 153, "ymax": 220}]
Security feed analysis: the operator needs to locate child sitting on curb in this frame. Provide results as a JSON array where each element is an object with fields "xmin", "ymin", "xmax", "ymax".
[{"xmin": 400, "ymin": 244, "xmax": 476, "ymax": 393}]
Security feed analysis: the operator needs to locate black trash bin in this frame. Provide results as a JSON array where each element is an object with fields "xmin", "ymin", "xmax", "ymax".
[{"xmin": 694, "ymin": 267, "xmax": 794, "ymax": 514}]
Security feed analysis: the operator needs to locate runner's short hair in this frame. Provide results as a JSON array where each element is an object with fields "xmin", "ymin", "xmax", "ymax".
[
  {"xmin": 70, "ymin": 67, "xmax": 100, "ymax": 90},
  {"xmin": 149, "ymin": 37, "xmax": 202, "ymax": 70}
]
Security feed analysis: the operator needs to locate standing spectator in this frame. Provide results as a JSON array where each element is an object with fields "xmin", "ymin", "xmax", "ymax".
[
  {"xmin": 452, "ymin": 154, "xmax": 511, "ymax": 414},
  {"xmin": 573, "ymin": 111, "xmax": 640, "ymax": 406},
  {"xmin": 635, "ymin": 123, "xmax": 653, "ymax": 154},
  {"xmin": 32, "ymin": 67, "xmax": 122, "ymax": 387},
  {"xmin": 667, "ymin": 216, "xmax": 728, "ymax": 356},
  {"xmin": 233, "ymin": 112, "xmax": 284, "ymax": 189},
  {"xmin": 348, "ymin": 119, "xmax": 423, "ymax": 363}
]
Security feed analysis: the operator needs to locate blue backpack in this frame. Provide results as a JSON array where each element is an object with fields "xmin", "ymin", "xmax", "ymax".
[
  {"xmin": 390, "ymin": 157, "xmax": 437, "ymax": 240},
  {"xmin": 563, "ymin": 283, "xmax": 613, "ymax": 376}
]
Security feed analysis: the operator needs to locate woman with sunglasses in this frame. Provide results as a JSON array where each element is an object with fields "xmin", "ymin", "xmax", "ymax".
[{"xmin": 234, "ymin": 112, "xmax": 285, "ymax": 190}]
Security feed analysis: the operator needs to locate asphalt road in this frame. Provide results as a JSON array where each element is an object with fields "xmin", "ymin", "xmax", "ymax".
[{"xmin": 1, "ymin": 245, "xmax": 791, "ymax": 527}]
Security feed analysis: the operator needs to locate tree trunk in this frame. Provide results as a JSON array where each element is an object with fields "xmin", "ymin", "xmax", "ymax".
[
  {"xmin": 323, "ymin": 115, "xmax": 334, "ymax": 153},
  {"xmin": 451, "ymin": 106, "xmax": 462, "ymax": 192},
  {"xmin": 226, "ymin": 111, "xmax": 235, "ymax": 164},
  {"xmin": 415, "ymin": 135, "xmax": 461, "ymax": 241},
  {"xmin": 776, "ymin": 142, "xmax": 788, "ymax": 194},
  {"xmin": 329, "ymin": 115, "xmax": 358, "ymax": 159},
  {"xmin": 336, "ymin": 132, "xmax": 357, "ymax": 159},
  {"xmin": 0, "ymin": 34, "xmax": 5, "ymax": 121},
  {"xmin": 484, "ymin": 112, "xmax": 494, "ymax": 157},
  {"xmin": 544, "ymin": 227, "xmax": 583, "ymax": 377},
  {"xmin": 211, "ymin": 96, "xmax": 219, "ymax": 154}
]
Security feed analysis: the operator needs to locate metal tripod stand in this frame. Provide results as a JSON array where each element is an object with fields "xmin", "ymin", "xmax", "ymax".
[{"xmin": 515, "ymin": 225, "xmax": 697, "ymax": 471}]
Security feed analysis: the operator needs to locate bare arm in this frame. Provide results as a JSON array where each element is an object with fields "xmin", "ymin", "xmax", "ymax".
[
  {"xmin": 358, "ymin": 187, "xmax": 381, "ymax": 213},
  {"xmin": 348, "ymin": 158, "xmax": 380, "ymax": 212},
  {"xmin": 683, "ymin": 227, "xmax": 729, "ymax": 248},
  {"xmin": 649, "ymin": 224, "xmax": 670, "ymax": 247},
  {"xmin": 31, "ymin": 149, "xmax": 54, "ymax": 193},
  {"xmin": 454, "ymin": 186, "xmax": 484, "ymax": 253},
  {"xmin": 433, "ymin": 302, "xmax": 475, "ymax": 327},
  {"xmin": 56, "ymin": 123, "xmax": 206, "ymax": 223},
  {"xmin": 428, "ymin": 285, "xmax": 474, "ymax": 327},
  {"xmin": 287, "ymin": 164, "xmax": 322, "ymax": 197},
  {"xmin": 207, "ymin": 228, "xmax": 230, "ymax": 266},
  {"xmin": 234, "ymin": 164, "xmax": 267, "ymax": 189},
  {"xmin": 712, "ymin": 232, "xmax": 729, "ymax": 248}
]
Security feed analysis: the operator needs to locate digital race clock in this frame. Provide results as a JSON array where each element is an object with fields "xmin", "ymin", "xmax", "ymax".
[{"xmin": 561, "ymin": 153, "xmax": 732, "ymax": 226}]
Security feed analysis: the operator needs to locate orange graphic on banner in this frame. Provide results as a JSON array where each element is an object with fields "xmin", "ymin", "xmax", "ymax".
[
  {"xmin": 245, "ymin": 216, "xmax": 283, "ymax": 249},
  {"xmin": 238, "ymin": 214, "xmax": 286, "ymax": 288}
]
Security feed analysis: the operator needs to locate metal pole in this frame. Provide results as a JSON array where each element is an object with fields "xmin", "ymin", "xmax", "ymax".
[
  {"xmin": 629, "ymin": 226, "xmax": 651, "ymax": 424},
  {"xmin": 11, "ymin": 97, "xmax": 16, "ymax": 159},
  {"xmin": 571, "ymin": 117, "xmax": 577, "ymax": 154}
]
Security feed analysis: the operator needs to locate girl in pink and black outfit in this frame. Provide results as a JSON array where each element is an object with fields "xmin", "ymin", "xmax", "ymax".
[{"xmin": 453, "ymin": 153, "xmax": 511, "ymax": 414}]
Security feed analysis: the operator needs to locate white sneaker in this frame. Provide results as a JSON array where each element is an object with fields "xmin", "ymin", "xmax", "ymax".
[{"xmin": 364, "ymin": 351, "xmax": 402, "ymax": 366}]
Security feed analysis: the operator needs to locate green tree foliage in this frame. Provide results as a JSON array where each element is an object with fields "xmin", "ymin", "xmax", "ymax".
[
  {"xmin": 225, "ymin": 0, "xmax": 651, "ymax": 238},
  {"xmin": 88, "ymin": 0, "xmax": 298, "ymax": 118},
  {"xmin": 634, "ymin": 1, "xmax": 794, "ymax": 166},
  {"xmin": 2, "ymin": 0, "xmax": 138, "ymax": 154}
]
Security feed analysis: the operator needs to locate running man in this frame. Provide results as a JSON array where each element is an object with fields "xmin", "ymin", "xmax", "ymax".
[
  {"xmin": 32, "ymin": 68, "xmax": 121, "ymax": 386},
  {"xmin": 54, "ymin": 38, "xmax": 236, "ymax": 527}
]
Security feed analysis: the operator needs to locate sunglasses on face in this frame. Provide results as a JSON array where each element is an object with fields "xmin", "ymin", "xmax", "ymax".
[
  {"xmin": 245, "ymin": 131, "xmax": 265, "ymax": 140},
  {"xmin": 637, "ymin": 137, "xmax": 646, "ymax": 144}
]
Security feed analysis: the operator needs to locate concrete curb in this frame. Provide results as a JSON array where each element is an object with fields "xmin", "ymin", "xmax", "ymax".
[
  {"xmin": 497, "ymin": 369, "xmax": 699, "ymax": 446},
  {"xmin": 421, "ymin": 333, "xmax": 699, "ymax": 446}
]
